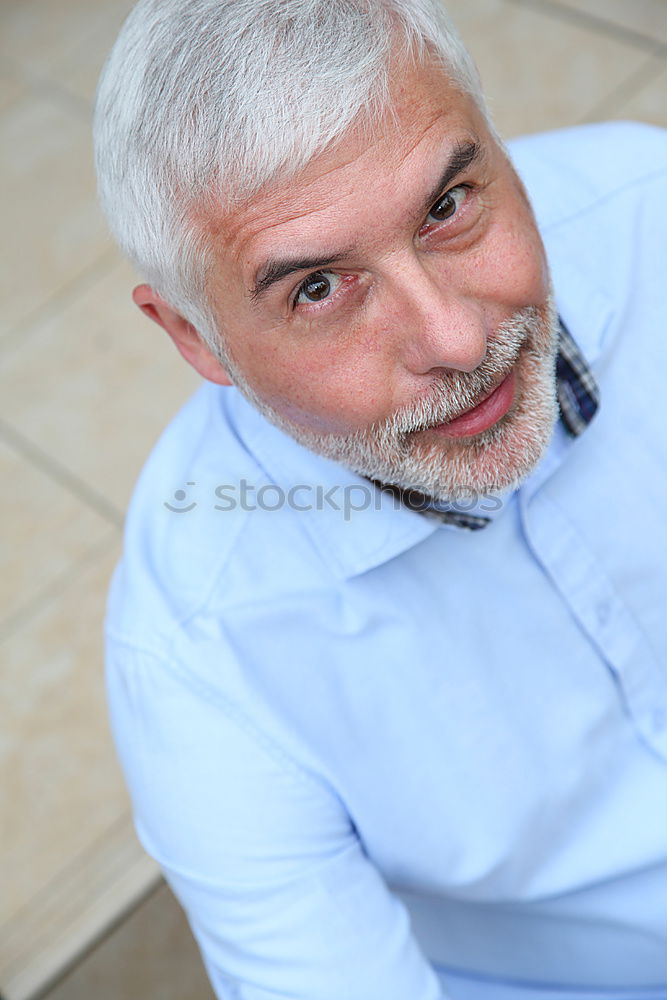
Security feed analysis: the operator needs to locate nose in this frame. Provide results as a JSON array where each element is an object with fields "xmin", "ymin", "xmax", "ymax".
[{"xmin": 388, "ymin": 255, "xmax": 488, "ymax": 375}]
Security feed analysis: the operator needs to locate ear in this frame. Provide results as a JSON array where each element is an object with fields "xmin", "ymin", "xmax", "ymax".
[{"xmin": 132, "ymin": 284, "xmax": 233, "ymax": 386}]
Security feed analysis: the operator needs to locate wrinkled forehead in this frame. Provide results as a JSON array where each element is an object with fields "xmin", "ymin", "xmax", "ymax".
[{"xmin": 205, "ymin": 56, "xmax": 493, "ymax": 269}]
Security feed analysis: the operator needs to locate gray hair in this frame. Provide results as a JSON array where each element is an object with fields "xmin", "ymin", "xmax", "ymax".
[{"xmin": 93, "ymin": 0, "xmax": 492, "ymax": 355}]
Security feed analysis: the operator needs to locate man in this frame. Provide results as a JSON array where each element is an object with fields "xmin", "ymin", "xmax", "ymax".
[{"xmin": 95, "ymin": 0, "xmax": 667, "ymax": 997}]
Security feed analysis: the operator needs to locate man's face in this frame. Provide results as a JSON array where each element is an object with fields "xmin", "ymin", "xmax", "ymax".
[{"xmin": 205, "ymin": 56, "xmax": 560, "ymax": 497}]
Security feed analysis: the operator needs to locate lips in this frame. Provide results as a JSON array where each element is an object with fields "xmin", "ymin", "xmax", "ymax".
[{"xmin": 431, "ymin": 369, "xmax": 517, "ymax": 439}]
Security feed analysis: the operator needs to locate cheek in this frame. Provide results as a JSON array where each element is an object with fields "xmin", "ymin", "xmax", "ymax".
[
  {"xmin": 507, "ymin": 225, "xmax": 549, "ymax": 301},
  {"xmin": 492, "ymin": 234, "xmax": 547, "ymax": 305},
  {"xmin": 467, "ymin": 200, "xmax": 549, "ymax": 309},
  {"xmin": 235, "ymin": 325, "xmax": 394, "ymax": 435},
  {"xmin": 208, "ymin": 275, "xmax": 389, "ymax": 434}
]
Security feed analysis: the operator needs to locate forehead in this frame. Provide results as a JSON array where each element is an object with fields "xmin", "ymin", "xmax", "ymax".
[{"xmin": 210, "ymin": 57, "xmax": 493, "ymax": 278}]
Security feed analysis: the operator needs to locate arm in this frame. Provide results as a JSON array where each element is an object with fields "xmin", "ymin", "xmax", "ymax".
[{"xmin": 105, "ymin": 640, "xmax": 447, "ymax": 1000}]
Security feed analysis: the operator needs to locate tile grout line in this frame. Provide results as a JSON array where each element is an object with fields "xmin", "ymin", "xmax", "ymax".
[
  {"xmin": 0, "ymin": 811, "xmax": 138, "ymax": 939},
  {"xmin": 0, "ymin": 813, "xmax": 130, "ymax": 941},
  {"xmin": 0, "ymin": 419, "xmax": 124, "ymax": 529},
  {"xmin": 0, "ymin": 248, "xmax": 120, "ymax": 360},
  {"xmin": 0, "ymin": 41, "xmax": 95, "ymax": 124},
  {"xmin": 504, "ymin": 0, "xmax": 667, "ymax": 54},
  {"xmin": 0, "ymin": 528, "xmax": 120, "ymax": 645},
  {"xmin": 28, "ymin": 877, "xmax": 165, "ymax": 1000},
  {"xmin": 29, "ymin": 74, "xmax": 92, "ymax": 124},
  {"xmin": 579, "ymin": 51, "xmax": 667, "ymax": 123},
  {"xmin": 3, "ymin": 56, "xmax": 94, "ymax": 122},
  {"xmin": 1, "ymin": 809, "xmax": 162, "ymax": 1000}
]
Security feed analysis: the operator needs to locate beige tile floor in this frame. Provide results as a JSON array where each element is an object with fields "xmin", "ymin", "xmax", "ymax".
[{"xmin": 0, "ymin": 0, "xmax": 665, "ymax": 998}]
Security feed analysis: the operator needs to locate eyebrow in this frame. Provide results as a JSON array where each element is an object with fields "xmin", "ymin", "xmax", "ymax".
[
  {"xmin": 249, "ymin": 136, "xmax": 483, "ymax": 300},
  {"xmin": 250, "ymin": 250, "xmax": 355, "ymax": 301}
]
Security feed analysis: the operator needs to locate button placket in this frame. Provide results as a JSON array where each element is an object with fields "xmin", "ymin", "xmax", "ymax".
[{"xmin": 520, "ymin": 489, "xmax": 667, "ymax": 761}]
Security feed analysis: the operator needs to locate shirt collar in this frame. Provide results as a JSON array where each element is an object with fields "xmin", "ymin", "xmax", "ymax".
[{"xmin": 224, "ymin": 389, "xmax": 437, "ymax": 580}]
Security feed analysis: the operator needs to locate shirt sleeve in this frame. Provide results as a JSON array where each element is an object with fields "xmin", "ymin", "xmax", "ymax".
[{"xmin": 105, "ymin": 639, "xmax": 448, "ymax": 1000}]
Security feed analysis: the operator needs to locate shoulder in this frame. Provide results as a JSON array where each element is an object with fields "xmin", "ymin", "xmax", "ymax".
[
  {"xmin": 508, "ymin": 120, "xmax": 667, "ymax": 231},
  {"xmin": 508, "ymin": 122, "xmax": 667, "ymax": 359},
  {"xmin": 105, "ymin": 381, "xmax": 327, "ymax": 655}
]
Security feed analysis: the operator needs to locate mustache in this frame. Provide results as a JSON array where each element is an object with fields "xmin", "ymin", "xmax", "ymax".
[{"xmin": 365, "ymin": 306, "xmax": 543, "ymax": 439}]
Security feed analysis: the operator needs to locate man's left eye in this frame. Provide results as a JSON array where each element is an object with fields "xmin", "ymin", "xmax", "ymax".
[
  {"xmin": 426, "ymin": 185, "xmax": 467, "ymax": 225},
  {"xmin": 294, "ymin": 271, "xmax": 342, "ymax": 306}
]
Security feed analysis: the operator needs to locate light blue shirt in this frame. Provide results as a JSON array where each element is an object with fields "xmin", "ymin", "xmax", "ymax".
[{"xmin": 105, "ymin": 122, "xmax": 667, "ymax": 1000}]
